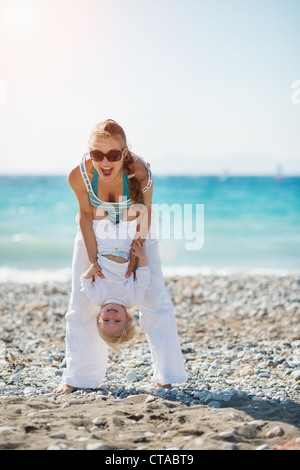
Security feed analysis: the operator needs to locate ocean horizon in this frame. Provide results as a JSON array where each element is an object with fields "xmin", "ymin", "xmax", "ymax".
[{"xmin": 0, "ymin": 174, "xmax": 299, "ymax": 283}]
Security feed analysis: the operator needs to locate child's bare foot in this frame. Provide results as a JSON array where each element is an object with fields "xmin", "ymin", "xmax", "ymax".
[
  {"xmin": 157, "ymin": 383, "xmax": 172, "ymax": 390},
  {"xmin": 53, "ymin": 384, "xmax": 77, "ymax": 395}
]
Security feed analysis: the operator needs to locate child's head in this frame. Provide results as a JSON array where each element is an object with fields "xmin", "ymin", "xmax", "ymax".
[{"xmin": 96, "ymin": 303, "xmax": 135, "ymax": 352}]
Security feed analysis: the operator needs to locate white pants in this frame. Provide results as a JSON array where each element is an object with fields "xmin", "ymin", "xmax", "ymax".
[{"xmin": 62, "ymin": 217, "xmax": 187, "ymax": 389}]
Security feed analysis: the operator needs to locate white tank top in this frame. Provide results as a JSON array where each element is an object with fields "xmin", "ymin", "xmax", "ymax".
[{"xmin": 93, "ymin": 218, "xmax": 137, "ymax": 259}]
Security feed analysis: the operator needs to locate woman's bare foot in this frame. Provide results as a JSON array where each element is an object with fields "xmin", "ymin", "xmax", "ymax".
[
  {"xmin": 53, "ymin": 384, "xmax": 77, "ymax": 395},
  {"xmin": 157, "ymin": 383, "xmax": 172, "ymax": 390}
]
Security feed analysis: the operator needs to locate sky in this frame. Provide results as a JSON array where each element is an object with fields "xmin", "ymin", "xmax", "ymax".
[{"xmin": 0, "ymin": 0, "xmax": 299, "ymax": 176}]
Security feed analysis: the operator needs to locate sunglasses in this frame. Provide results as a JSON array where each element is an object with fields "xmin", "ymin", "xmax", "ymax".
[{"xmin": 89, "ymin": 148, "xmax": 125, "ymax": 162}]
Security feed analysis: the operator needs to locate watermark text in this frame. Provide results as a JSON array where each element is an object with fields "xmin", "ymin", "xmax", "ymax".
[
  {"xmin": 94, "ymin": 203, "xmax": 204, "ymax": 251},
  {"xmin": 291, "ymin": 80, "xmax": 300, "ymax": 104},
  {"xmin": 0, "ymin": 80, "xmax": 6, "ymax": 104}
]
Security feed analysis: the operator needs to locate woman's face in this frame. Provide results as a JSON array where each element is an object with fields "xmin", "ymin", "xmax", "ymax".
[
  {"xmin": 89, "ymin": 135, "xmax": 127, "ymax": 183},
  {"xmin": 98, "ymin": 303, "xmax": 128, "ymax": 335}
]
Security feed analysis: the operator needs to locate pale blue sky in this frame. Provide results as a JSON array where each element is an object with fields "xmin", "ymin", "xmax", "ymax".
[{"xmin": 0, "ymin": 0, "xmax": 299, "ymax": 175}]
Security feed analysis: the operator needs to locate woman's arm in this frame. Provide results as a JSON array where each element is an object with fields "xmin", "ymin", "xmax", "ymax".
[
  {"xmin": 133, "ymin": 155, "xmax": 153, "ymax": 235},
  {"xmin": 125, "ymin": 157, "xmax": 154, "ymax": 278},
  {"xmin": 68, "ymin": 165, "xmax": 104, "ymax": 278}
]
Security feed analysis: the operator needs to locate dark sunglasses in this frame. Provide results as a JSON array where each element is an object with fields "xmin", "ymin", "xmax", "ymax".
[{"xmin": 89, "ymin": 148, "xmax": 125, "ymax": 162}]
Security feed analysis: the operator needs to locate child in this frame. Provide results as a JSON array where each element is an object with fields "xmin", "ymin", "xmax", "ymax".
[{"xmin": 80, "ymin": 235, "xmax": 150, "ymax": 351}]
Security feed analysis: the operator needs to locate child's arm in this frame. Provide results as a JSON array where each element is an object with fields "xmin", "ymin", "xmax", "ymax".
[
  {"xmin": 130, "ymin": 239, "xmax": 147, "ymax": 267},
  {"xmin": 80, "ymin": 264, "xmax": 104, "ymax": 306},
  {"xmin": 130, "ymin": 239, "xmax": 151, "ymax": 303}
]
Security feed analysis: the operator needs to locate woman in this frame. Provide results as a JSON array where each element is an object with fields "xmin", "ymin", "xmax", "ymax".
[{"xmin": 54, "ymin": 119, "xmax": 187, "ymax": 394}]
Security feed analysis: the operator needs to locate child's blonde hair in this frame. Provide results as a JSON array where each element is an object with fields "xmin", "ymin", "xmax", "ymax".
[{"xmin": 96, "ymin": 305, "xmax": 135, "ymax": 353}]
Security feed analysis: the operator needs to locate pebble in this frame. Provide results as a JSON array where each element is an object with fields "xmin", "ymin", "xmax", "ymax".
[
  {"xmin": 61, "ymin": 402, "xmax": 71, "ymax": 409},
  {"xmin": 207, "ymin": 401, "xmax": 222, "ymax": 408},
  {"xmin": 291, "ymin": 370, "xmax": 300, "ymax": 380},
  {"xmin": 0, "ymin": 426, "xmax": 16, "ymax": 434},
  {"xmin": 86, "ymin": 442, "xmax": 107, "ymax": 450},
  {"xmin": 194, "ymin": 437, "xmax": 204, "ymax": 446},
  {"xmin": 256, "ymin": 444, "xmax": 270, "ymax": 450},
  {"xmin": 218, "ymin": 429, "xmax": 236, "ymax": 438},
  {"xmin": 145, "ymin": 395, "xmax": 158, "ymax": 403},
  {"xmin": 50, "ymin": 431, "xmax": 66, "ymax": 439},
  {"xmin": 265, "ymin": 425, "xmax": 285, "ymax": 438},
  {"xmin": 92, "ymin": 418, "xmax": 107, "ymax": 426},
  {"xmin": 155, "ymin": 388, "xmax": 167, "ymax": 398},
  {"xmin": 126, "ymin": 371, "xmax": 138, "ymax": 382}
]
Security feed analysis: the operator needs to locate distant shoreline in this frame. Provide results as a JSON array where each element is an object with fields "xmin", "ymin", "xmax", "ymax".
[
  {"xmin": 0, "ymin": 265, "xmax": 299, "ymax": 284},
  {"xmin": 1, "ymin": 174, "xmax": 300, "ymax": 178}
]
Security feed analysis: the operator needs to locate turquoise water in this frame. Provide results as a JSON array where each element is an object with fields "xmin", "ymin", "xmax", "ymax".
[{"xmin": 0, "ymin": 174, "xmax": 299, "ymax": 280}]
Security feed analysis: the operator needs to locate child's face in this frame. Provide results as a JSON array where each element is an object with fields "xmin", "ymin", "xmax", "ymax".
[{"xmin": 98, "ymin": 303, "xmax": 127, "ymax": 335}]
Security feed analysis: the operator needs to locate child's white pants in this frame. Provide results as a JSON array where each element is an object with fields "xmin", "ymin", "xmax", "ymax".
[{"xmin": 62, "ymin": 217, "xmax": 187, "ymax": 389}]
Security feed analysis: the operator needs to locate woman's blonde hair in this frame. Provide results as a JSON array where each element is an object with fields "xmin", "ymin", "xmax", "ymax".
[
  {"xmin": 96, "ymin": 305, "xmax": 135, "ymax": 353},
  {"xmin": 89, "ymin": 119, "xmax": 145, "ymax": 205}
]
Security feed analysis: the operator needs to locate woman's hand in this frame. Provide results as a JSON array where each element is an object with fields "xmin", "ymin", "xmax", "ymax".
[
  {"xmin": 83, "ymin": 262, "xmax": 105, "ymax": 280},
  {"xmin": 125, "ymin": 254, "xmax": 139, "ymax": 280},
  {"xmin": 131, "ymin": 239, "xmax": 147, "ymax": 267},
  {"xmin": 125, "ymin": 238, "xmax": 146, "ymax": 278}
]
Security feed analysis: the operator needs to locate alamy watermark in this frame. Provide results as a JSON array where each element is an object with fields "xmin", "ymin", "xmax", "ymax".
[
  {"xmin": 94, "ymin": 203, "xmax": 204, "ymax": 251},
  {"xmin": 0, "ymin": 80, "xmax": 6, "ymax": 104},
  {"xmin": 152, "ymin": 203, "xmax": 204, "ymax": 250},
  {"xmin": 291, "ymin": 80, "xmax": 300, "ymax": 104}
]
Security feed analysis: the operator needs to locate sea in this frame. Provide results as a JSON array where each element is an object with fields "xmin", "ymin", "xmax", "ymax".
[{"xmin": 0, "ymin": 174, "xmax": 299, "ymax": 283}]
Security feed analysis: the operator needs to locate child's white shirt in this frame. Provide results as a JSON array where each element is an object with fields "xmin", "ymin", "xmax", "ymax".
[{"xmin": 80, "ymin": 254, "xmax": 150, "ymax": 308}]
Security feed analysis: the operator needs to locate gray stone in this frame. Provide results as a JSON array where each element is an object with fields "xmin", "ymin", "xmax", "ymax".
[
  {"xmin": 50, "ymin": 432, "xmax": 66, "ymax": 439},
  {"xmin": 92, "ymin": 417, "xmax": 107, "ymax": 426},
  {"xmin": 126, "ymin": 371, "xmax": 138, "ymax": 382},
  {"xmin": 207, "ymin": 400, "xmax": 222, "ymax": 408},
  {"xmin": 86, "ymin": 442, "xmax": 107, "ymax": 450}
]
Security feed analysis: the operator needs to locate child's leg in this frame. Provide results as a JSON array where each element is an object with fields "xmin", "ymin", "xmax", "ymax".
[
  {"xmin": 60, "ymin": 228, "xmax": 108, "ymax": 390},
  {"xmin": 137, "ymin": 218, "xmax": 187, "ymax": 386}
]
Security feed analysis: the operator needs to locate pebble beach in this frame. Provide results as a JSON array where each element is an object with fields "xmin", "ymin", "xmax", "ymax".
[{"xmin": 1, "ymin": 272, "xmax": 300, "ymax": 451}]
